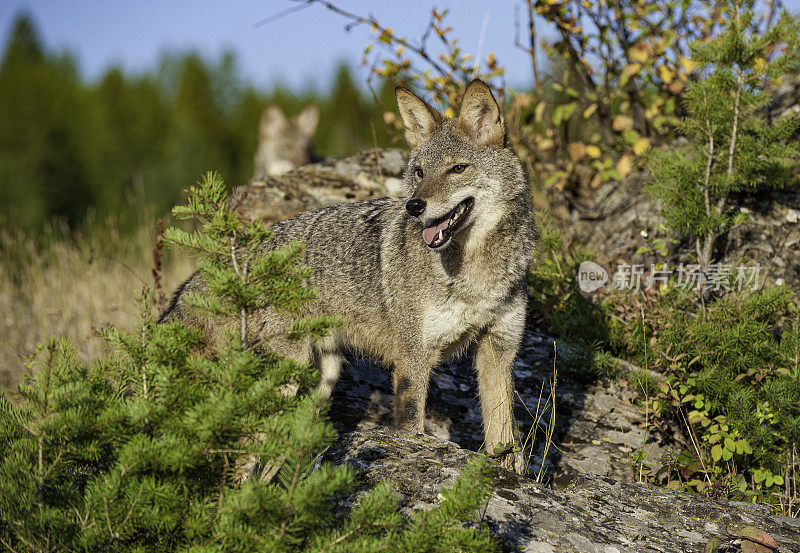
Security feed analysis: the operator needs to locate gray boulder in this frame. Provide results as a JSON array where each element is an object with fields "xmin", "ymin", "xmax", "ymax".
[{"xmin": 329, "ymin": 426, "xmax": 800, "ymax": 552}]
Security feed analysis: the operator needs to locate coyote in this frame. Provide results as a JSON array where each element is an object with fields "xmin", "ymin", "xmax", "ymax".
[
  {"xmin": 163, "ymin": 80, "xmax": 536, "ymax": 469},
  {"xmin": 253, "ymin": 104, "xmax": 319, "ymax": 177}
]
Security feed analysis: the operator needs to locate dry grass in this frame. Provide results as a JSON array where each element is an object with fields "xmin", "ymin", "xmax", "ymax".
[{"xmin": 0, "ymin": 218, "xmax": 194, "ymax": 395}]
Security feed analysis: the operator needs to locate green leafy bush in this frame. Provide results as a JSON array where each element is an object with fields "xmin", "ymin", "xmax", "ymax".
[
  {"xmin": 615, "ymin": 286, "xmax": 797, "ymax": 508},
  {"xmin": 527, "ymin": 213, "xmax": 610, "ymax": 350}
]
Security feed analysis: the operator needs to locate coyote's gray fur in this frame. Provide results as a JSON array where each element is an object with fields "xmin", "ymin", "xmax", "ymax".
[
  {"xmin": 253, "ymin": 104, "xmax": 319, "ymax": 177},
  {"xmin": 163, "ymin": 80, "xmax": 536, "ymax": 468}
]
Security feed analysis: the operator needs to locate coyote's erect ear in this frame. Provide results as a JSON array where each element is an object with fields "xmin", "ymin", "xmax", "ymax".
[
  {"xmin": 295, "ymin": 104, "xmax": 320, "ymax": 138},
  {"xmin": 260, "ymin": 105, "xmax": 287, "ymax": 137},
  {"xmin": 456, "ymin": 80, "xmax": 505, "ymax": 148},
  {"xmin": 396, "ymin": 87, "xmax": 443, "ymax": 150}
]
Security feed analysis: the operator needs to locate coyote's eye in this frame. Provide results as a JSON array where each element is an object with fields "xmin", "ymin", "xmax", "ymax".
[
  {"xmin": 451, "ymin": 164, "xmax": 468, "ymax": 174},
  {"xmin": 414, "ymin": 167, "xmax": 424, "ymax": 179}
]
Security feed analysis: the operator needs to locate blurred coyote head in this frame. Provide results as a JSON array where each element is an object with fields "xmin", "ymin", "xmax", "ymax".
[{"xmin": 253, "ymin": 104, "xmax": 319, "ymax": 177}]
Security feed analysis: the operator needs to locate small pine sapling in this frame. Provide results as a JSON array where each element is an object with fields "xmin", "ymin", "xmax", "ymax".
[
  {"xmin": 646, "ymin": 0, "xmax": 799, "ymax": 280},
  {"xmin": 165, "ymin": 171, "xmax": 341, "ymax": 349},
  {"xmin": 0, "ymin": 173, "xmax": 501, "ymax": 552}
]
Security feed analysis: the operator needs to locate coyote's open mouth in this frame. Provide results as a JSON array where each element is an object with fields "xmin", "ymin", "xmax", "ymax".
[{"xmin": 422, "ymin": 197, "xmax": 474, "ymax": 249}]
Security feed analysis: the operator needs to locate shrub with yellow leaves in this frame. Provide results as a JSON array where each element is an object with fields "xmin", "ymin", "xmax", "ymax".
[{"xmin": 301, "ymin": 0, "xmax": 788, "ymax": 193}]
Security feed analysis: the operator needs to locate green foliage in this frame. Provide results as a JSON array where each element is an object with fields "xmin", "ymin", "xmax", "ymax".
[
  {"xmin": 527, "ymin": 213, "xmax": 610, "ymax": 350},
  {"xmin": 320, "ymin": 64, "xmax": 397, "ymax": 158},
  {"xmin": 165, "ymin": 172, "xmax": 341, "ymax": 349},
  {"xmin": 646, "ymin": 0, "xmax": 800, "ymax": 268},
  {"xmin": 528, "ymin": 205, "xmax": 799, "ymax": 511},
  {"xmin": 619, "ymin": 286, "xmax": 800, "ymax": 507},
  {"xmin": 0, "ymin": 14, "xmax": 91, "ymax": 230},
  {"xmin": 1, "ymin": 317, "xmax": 500, "ymax": 551},
  {"xmin": 0, "ymin": 14, "xmax": 393, "ymax": 235},
  {"xmin": 617, "ymin": 3, "xmax": 800, "ymax": 508},
  {"xmin": 649, "ymin": 288, "xmax": 799, "ymax": 460},
  {"xmin": 0, "ymin": 175, "xmax": 500, "ymax": 551}
]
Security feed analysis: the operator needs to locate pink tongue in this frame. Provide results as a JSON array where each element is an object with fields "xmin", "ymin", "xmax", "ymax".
[{"xmin": 422, "ymin": 218, "xmax": 451, "ymax": 245}]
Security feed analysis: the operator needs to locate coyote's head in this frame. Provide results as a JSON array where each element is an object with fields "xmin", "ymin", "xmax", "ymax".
[
  {"xmin": 253, "ymin": 104, "xmax": 319, "ymax": 177},
  {"xmin": 396, "ymin": 80, "xmax": 525, "ymax": 250}
]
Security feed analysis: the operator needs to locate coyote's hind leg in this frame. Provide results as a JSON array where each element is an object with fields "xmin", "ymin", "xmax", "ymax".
[{"xmin": 313, "ymin": 335, "xmax": 343, "ymax": 400}]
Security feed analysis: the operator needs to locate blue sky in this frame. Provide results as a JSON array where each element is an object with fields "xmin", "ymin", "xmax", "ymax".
[
  {"xmin": 2, "ymin": 1, "xmax": 799, "ymax": 93},
  {"xmin": 0, "ymin": 1, "xmax": 535, "ymax": 91}
]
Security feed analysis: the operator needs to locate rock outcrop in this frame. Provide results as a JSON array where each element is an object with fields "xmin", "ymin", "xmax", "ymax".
[
  {"xmin": 328, "ymin": 426, "xmax": 800, "ymax": 552},
  {"xmin": 328, "ymin": 329, "xmax": 675, "ymax": 486},
  {"xmin": 548, "ymin": 175, "xmax": 800, "ymax": 293},
  {"xmin": 229, "ymin": 148, "xmax": 407, "ymax": 224}
]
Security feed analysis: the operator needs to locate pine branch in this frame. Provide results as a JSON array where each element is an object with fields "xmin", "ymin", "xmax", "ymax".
[{"xmin": 726, "ymin": 64, "xmax": 743, "ymax": 190}]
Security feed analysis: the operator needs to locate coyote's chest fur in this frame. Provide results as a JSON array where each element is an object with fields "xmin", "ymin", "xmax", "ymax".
[
  {"xmin": 422, "ymin": 295, "xmax": 494, "ymax": 352},
  {"xmin": 422, "ymin": 247, "xmax": 512, "ymax": 352}
]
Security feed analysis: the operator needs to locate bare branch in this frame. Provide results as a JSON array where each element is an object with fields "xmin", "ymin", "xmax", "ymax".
[
  {"xmin": 0, "ymin": 536, "xmax": 21, "ymax": 553},
  {"xmin": 253, "ymin": 1, "xmax": 314, "ymax": 29},
  {"xmin": 514, "ymin": 1, "xmax": 541, "ymax": 89},
  {"xmin": 297, "ymin": 0, "xmax": 450, "ymax": 78}
]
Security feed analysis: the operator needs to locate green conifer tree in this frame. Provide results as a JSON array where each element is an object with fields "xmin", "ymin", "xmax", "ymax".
[
  {"xmin": 0, "ymin": 173, "xmax": 500, "ymax": 552},
  {"xmin": 0, "ymin": 13, "xmax": 93, "ymax": 229},
  {"xmin": 646, "ymin": 0, "xmax": 800, "ymax": 276},
  {"xmin": 164, "ymin": 171, "xmax": 340, "ymax": 349}
]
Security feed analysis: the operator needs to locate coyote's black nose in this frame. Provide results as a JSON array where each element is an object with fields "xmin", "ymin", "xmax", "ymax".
[{"xmin": 406, "ymin": 198, "xmax": 426, "ymax": 217}]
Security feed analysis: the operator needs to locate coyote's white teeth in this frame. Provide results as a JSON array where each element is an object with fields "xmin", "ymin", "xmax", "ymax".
[{"xmin": 421, "ymin": 197, "xmax": 473, "ymax": 248}]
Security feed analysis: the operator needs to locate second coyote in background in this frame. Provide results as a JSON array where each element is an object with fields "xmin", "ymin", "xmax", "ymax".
[
  {"xmin": 163, "ymin": 80, "xmax": 536, "ymax": 470},
  {"xmin": 253, "ymin": 104, "xmax": 319, "ymax": 177}
]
